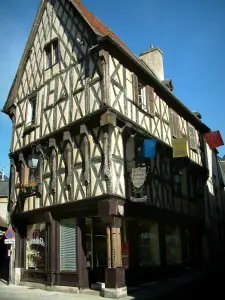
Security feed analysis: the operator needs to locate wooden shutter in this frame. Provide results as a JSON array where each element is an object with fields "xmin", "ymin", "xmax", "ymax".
[
  {"xmin": 188, "ymin": 125, "xmax": 197, "ymax": 150},
  {"xmin": 170, "ymin": 109, "xmax": 181, "ymax": 138},
  {"xmin": 132, "ymin": 74, "xmax": 139, "ymax": 104},
  {"xmin": 146, "ymin": 85, "xmax": 155, "ymax": 116},
  {"xmin": 60, "ymin": 218, "xmax": 77, "ymax": 271}
]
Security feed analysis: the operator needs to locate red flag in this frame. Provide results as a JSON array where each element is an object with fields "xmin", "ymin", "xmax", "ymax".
[{"xmin": 204, "ymin": 131, "xmax": 224, "ymax": 150}]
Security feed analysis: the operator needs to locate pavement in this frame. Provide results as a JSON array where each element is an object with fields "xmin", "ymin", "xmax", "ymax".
[{"xmin": 0, "ymin": 261, "xmax": 224, "ymax": 300}]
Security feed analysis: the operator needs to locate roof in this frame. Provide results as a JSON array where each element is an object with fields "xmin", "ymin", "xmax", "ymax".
[
  {"xmin": 3, "ymin": 0, "xmax": 211, "ymax": 133},
  {"xmin": 0, "ymin": 172, "xmax": 9, "ymax": 196}
]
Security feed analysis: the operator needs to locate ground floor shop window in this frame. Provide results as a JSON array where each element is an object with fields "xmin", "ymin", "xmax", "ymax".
[
  {"xmin": 138, "ymin": 220, "xmax": 160, "ymax": 267},
  {"xmin": 165, "ymin": 225, "xmax": 182, "ymax": 265},
  {"xmin": 60, "ymin": 218, "xmax": 77, "ymax": 271},
  {"xmin": 26, "ymin": 223, "xmax": 46, "ymax": 270},
  {"xmin": 121, "ymin": 220, "xmax": 129, "ymax": 268}
]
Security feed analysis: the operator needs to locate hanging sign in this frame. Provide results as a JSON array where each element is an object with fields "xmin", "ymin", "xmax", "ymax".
[
  {"xmin": 172, "ymin": 138, "xmax": 188, "ymax": 158},
  {"xmin": 204, "ymin": 131, "xmax": 224, "ymax": 150},
  {"xmin": 131, "ymin": 167, "xmax": 146, "ymax": 188},
  {"xmin": 143, "ymin": 139, "xmax": 157, "ymax": 158},
  {"xmin": 5, "ymin": 229, "xmax": 15, "ymax": 239}
]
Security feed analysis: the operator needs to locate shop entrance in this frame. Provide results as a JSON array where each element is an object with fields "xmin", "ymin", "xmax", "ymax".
[
  {"xmin": 0, "ymin": 236, "xmax": 9, "ymax": 282},
  {"xmin": 85, "ymin": 218, "xmax": 107, "ymax": 287}
]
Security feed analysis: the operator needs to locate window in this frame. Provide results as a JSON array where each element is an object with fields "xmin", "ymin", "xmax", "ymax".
[
  {"xmin": 26, "ymin": 223, "xmax": 46, "ymax": 270},
  {"xmin": 26, "ymin": 96, "xmax": 36, "ymax": 126},
  {"xmin": 44, "ymin": 39, "xmax": 59, "ymax": 69},
  {"xmin": 138, "ymin": 83, "xmax": 147, "ymax": 111},
  {"xmin": 60, "ymin": 218, "xmax": 77, "ymax": 271},
  {"xmin": 188, "ymin": 172, "xmax": 196, "ymax": 199},
  {"xmin": 138, "ymin": 220, "xmax": 160, "ymax": 267},
  {"xmin": 165, "ymin": 225, "xmax": 182, "ymax": 265}
]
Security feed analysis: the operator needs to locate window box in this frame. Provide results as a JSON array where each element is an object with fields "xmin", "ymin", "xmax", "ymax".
[{"xmin": 20, "ymin": 181, "xmax": 38, "ymax": 196}]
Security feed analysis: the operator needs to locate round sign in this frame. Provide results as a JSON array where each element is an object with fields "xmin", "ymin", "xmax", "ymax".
[
  {"xmin": 5, "ymin": 229, "xmax": 15, "ymax": 239},
  {"xmin": 33, "ymin": 231, "xmax": 39, "ymax": 239}
]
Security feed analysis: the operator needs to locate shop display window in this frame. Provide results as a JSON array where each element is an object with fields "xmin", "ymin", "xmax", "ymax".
[
  {"xmin": 26, "ymin": 223, "xmax": 46, "ymax": 270},
  {"xmin": 165, "ymin": 225, "xmax": 182, "ymax": 265},
  {"xmin": 138, "ymin": 220, "xmax": 160, "ymax": 267}
]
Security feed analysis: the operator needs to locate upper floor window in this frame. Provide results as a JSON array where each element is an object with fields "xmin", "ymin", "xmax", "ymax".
[
  {"xmin": 44, "ymin": 39, "xmax": 59, "ymax": 69},
  {"xmin": 132, "ymin": 74, "xmax": 155, "ymax": 116},
  {"xmin": 26, "ymin": 96, "xmax": 36, "ymax": 126},
  {"xmin": 138, "ymin": 83, "xmax": 147, "ymax": 111}
]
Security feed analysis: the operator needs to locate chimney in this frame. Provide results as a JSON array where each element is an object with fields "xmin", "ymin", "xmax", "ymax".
[{"xmin": 139, "ymin": 45, "xmax": 164, "ymax": 81}]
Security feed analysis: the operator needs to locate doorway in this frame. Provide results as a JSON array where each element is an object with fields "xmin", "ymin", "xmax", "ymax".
[
  {"xmin": 0, "ymin": 236, "xmax": 9, "ymax": 282},
  {"xmin": 85, "ymin": 218, "xmax": 107, "ymax": 287}
]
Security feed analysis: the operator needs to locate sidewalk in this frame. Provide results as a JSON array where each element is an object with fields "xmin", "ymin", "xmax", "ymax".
[{"xmin": 0, "ymin": 261, "xmax": 224, "ymax": 300}]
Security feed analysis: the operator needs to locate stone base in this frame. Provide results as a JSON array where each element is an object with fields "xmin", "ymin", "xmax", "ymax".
[
  {"xmin": 104, "ymin": 287, "xmax": 127, "ymax": 299},
  {"xmin": 12, "ymin": 268, "xmax": 21, "ymax": 285}
]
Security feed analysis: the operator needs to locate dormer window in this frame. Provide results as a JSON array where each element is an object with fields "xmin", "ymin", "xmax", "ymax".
[
  {"xmin": 26, "ymin": 95, "xmax": 36, "ymax": 126},
  {"xmin": 44, "ymin": 39, "xmax": 59, "ymax": 69},
  {"xmin": 138, "ymin": 82, "xmax": 147, "ymax": 111}
]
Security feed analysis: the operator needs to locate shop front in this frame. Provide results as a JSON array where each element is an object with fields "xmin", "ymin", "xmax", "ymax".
[{"xmin": 12, "ymin": 197, "xmax": 204, "ymax": 291}]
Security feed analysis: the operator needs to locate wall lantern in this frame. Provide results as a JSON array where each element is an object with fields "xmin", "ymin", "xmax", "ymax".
[
  {"xmin": 173, "ymin": 169, "xmax": 183, "ymax": 185},
  {"xmin": 28, "ymin": 145, "xmax": 39, "ymax": 169},
  {"xmin": 28, "ymin": 154, "xmax": 39, "ymax": 169}
]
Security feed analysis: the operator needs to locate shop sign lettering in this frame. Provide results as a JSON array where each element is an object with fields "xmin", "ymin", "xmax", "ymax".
[
  {"xmin": 132, "ymin": 167, "xmax": 146, "ymax": 188},
  {"xmin": 141, "ymin": 232, "xmax": 156, "ymax": 241},
  {"xmin": 29, "ymin": 238, "xmax": 45, "ymax": 247}
]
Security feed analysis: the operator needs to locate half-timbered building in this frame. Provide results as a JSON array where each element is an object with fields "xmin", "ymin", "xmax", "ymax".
[{"xmin": 2, "ymin": 0, "xmax": 224, "ymax": 297}]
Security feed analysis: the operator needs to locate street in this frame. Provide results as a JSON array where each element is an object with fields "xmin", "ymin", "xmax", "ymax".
[{"xmin": 0, "ymin": 265, "xmax": 224, "ymax": 300}]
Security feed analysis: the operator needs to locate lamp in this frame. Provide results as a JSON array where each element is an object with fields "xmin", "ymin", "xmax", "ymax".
[
  {"xmin": 173, "ymin": 170, "xmax": 183, "ymax": 185},
  {"xmin": 28, "ymin": 153, "xmax": 39, "ymax": 169}
]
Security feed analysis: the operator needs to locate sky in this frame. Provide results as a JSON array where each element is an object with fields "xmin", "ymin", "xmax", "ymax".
[{"xmin": 0, "ymin": 0, "xmax": 225, "ymax": 175}]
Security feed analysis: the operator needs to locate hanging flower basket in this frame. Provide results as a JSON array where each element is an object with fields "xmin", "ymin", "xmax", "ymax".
[{"xmin": 20, "ymin": 181, "xmax": 38, "ymax": 195}]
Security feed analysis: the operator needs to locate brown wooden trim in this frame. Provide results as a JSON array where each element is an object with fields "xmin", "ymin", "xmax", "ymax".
[{"xmin": 77, "ymin": 218, "xmax": 88, "ymax": 289}]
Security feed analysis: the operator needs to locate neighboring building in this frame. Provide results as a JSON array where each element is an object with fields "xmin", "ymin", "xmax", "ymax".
[
  {"xmin": 0, "ymin": 170, "xmax": 9, "ymax": 229},
  {"xmin": 2, "ymin": 0, "xmax": 224, "ymax": 297},
  {"xmin": 0, "ymin": 169, "xmax": 9, "ymax": 281}
]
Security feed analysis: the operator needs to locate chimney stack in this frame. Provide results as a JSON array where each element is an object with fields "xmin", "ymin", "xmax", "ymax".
[{"xmin": 139, "ymin": 45, "xmax": 164, "ymax": 81}]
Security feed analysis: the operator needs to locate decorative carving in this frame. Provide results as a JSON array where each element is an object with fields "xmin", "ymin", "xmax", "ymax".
[
  {"xmin": 103, "ymin": 131, "xmax": 109, "ymax": 179},
  {"xmin": 83, "ymin": 135, "xmax": 90, "ymax": 185},
  {"xmin": 49, "ymin": 138, "xmax": 57, "ymax": 194}
]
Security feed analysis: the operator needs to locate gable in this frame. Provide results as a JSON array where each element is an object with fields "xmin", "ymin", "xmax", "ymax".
[{"xmin": 16, "ymin": 0, "xmax": 97, "ymax": 103}]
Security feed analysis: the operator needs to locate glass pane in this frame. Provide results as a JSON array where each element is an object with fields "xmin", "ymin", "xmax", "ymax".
[
  {"xmin": 138, "ymin": 220, "xmax": 160, "ymax": 266},
  {"xmin": 165, "ymin": 225, "xmax": 182, "ymax": 265},
  {"xmin": 26, "ymin": 223, "xmax": 46, "ymax": 270}
]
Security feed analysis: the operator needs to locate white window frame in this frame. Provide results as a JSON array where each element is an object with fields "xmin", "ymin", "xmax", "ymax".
[
  {"xmin": 26, "ymin": 97, "xmax": 36, "ymax": 126},
  {"xmin": 138, "ymin": 83, "xmax": 147, "ymax": 111}
]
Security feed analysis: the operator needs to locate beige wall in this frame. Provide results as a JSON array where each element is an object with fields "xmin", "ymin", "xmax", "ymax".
[{"xmin": 0, "ymin": 197, "xmax": 8, "ymax": 222}]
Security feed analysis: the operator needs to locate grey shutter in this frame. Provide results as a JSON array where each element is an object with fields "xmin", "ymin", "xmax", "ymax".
[
  {"xmin": 132, "ymin": 74, "xmax": 139, "ymax": 104},
  {"xmin": 60, "ymin": 218, "xmax": 77, "ymax": 271},
  {"xmin": 188, "ymin": 125, "xmax": 197, "ymax": 150},
  {"xmin": 171, "ymin": 109, "xmax": 181, "ymax": 138},
  {"xmin": 146, "ymin": 85, "xmax": 155, "ymax": 117}
]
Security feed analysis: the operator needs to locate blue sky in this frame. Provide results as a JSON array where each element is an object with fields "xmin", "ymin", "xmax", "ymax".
[{"xmin": 0, "ymin": 0, "xmax": 225, "ymax": 175}]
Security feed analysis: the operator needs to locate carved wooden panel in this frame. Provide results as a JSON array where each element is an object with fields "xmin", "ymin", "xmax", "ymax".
[{"xmin": 110, "ymin": 127, "xmax": 125, "ymax": 197}]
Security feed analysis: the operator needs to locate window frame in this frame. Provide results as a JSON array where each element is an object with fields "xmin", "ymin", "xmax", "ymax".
[
  {"xmin": 44, "ymin": 39, "xmax": 60, "ymax": 70},
  {"xmin": 26, "ymin": 95, "xmax": 37, "ymax": 127},
  {"xmin": 138, "ymin": 82, "xmax": 147, "ymax": 111}
]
